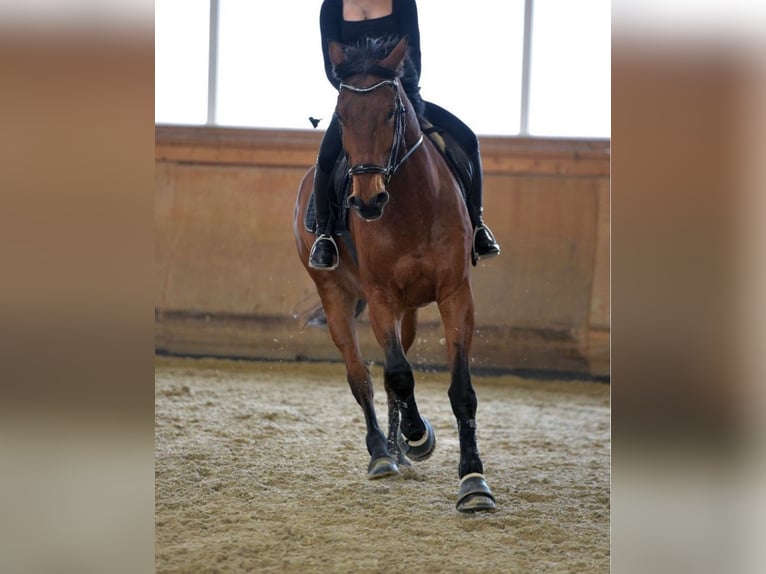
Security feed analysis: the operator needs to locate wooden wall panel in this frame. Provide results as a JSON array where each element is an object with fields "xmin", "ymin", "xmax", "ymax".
[
  {"xmin": 156, "ymin": 163, "xmax": 309, "ymax": 315},
  {"xmin": 155, "ymin": 126, "xmax": 610, "ymax": 378}
]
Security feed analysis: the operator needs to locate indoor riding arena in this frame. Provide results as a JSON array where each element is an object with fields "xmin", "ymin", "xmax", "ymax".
[
  {"xmin": 154, "ymin": 0, "xmax": 613, "ymax": 574},
  {"xmin": 155, "ymin": 127, "xmax": 610, "ymax": 573}
]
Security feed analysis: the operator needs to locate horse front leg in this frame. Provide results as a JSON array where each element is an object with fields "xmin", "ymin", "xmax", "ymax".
[
  {"xmin": 383, "ymin": 308, "xmax": 419, "ymax": 467},
  {"xmin": 368, "ymin": 300, "xmax": 436, "ymax": 465},
  {"xmin": 318, "ymin": 284, "xmax": 398, "ymax": 479},
  {"xmin": 438, "ymin": 282, "xmax": 496, "ymax": 512}
]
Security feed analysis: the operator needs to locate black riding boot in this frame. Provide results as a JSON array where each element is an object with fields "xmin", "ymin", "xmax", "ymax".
[
  {"xmin": 308, "ymin": 165, "xmax": 339, "ymax": 270},
  {"xmin": 467, "ymin": 149, "xmax": 501, "ymax": 263}
]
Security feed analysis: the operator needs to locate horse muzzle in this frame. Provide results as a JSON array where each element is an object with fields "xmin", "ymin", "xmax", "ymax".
[{"xmin": 347, "ymin": 191, "xmax": 390, "ymax": 221}]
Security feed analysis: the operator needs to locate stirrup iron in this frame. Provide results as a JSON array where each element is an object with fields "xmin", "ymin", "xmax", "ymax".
[{"xmin": 309, "ymin": 234, "xmax": 339, "ymax": 271}]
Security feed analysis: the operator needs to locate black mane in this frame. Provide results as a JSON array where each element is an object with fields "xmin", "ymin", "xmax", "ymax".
[{"xmin": 333, "ymin": 36, "xmax": 425, "ymax": 120}]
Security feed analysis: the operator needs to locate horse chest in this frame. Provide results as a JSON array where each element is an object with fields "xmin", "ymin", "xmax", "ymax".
[{"xmin": 361, "ymin": 254, "xmax": 438, "ymax": 307}]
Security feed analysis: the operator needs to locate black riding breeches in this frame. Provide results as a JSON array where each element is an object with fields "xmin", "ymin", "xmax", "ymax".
[{"xmin": 317, "ymin": 114, "xmax": 343, "ymax": 174}]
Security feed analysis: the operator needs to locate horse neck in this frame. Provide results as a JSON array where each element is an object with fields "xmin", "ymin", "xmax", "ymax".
[{"xmin": 389, "ymin": 100, "xmax": 463, "ymax": 227}]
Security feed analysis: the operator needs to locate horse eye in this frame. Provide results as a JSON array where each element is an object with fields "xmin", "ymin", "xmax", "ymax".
[{"xmin": 386, "ymin": 109, "xmax": 395, "ymax": 121}]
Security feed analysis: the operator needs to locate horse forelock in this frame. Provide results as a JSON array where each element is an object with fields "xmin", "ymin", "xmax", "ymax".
[
  {"xmin": 332, "ymin": 36, "xmax": 403, "ymax": 82},
  {"xmin": 333, "ymin": 35, "xmax": 425, "ymax": 120}
]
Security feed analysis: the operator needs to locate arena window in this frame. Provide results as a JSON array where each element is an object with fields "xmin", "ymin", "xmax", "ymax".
[{"xmin": 155, "ymin": 0, "xmax": 610, "ymax": 138}]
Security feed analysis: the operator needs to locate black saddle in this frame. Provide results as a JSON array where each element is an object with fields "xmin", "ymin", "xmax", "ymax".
[{"xmin": 421, "ymin": 119, "xmax": 473, "ymax": 201}]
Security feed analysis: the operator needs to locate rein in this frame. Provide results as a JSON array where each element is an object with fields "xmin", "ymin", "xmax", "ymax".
[{"xmin": 338, "ymin": 78, "xmax": 424, "ymax": 185}]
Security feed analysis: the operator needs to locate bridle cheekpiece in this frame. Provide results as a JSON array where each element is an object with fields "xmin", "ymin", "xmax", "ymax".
[{"xmin": 338, "ymin": 78, "xmax": 424, "ymax": 185}]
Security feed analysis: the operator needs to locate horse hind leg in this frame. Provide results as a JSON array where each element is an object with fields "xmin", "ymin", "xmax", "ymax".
[
  {"xmin": 319, "ymin": 284, "xmax": 398, "ymax": 479},
  {"xmin": 381, "ymin": 308, "xmax": 410, "ymax": 466},
  {"xmin": 384, "ymin": 388, "xmax": 409, "ymax": 468}
]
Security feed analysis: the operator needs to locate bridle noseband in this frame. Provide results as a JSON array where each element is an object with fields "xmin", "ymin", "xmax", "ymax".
[{"xmin": 338, "ymin": 78, "xmax": 424, "ymax": 185}]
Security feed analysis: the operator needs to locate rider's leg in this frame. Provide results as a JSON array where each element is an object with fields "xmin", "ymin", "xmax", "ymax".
[
  {"xmin": 423, "ymin": 102, "xmax": 501, "ymax": 261},
  {"xmin": 465, "ymin": 147, "xmax": 501, "ymax": 260},
  {"xmin": 309, "ymin": 115, "xmax": 342, "ymax": 270}
]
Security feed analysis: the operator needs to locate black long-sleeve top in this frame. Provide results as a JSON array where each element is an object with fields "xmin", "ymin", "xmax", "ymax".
[{"xmin": 319, "ymin": 0, "xmax": 422, "ymax": 90}]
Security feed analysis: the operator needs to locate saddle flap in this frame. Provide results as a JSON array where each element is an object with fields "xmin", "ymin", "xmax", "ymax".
[
  {"xmin": 303, "ymin": 156, "xmax": 351, "ymax": 234},
  {"xmin": 422, "ymin": 120, "xmax": 472, "ymax": 202}
]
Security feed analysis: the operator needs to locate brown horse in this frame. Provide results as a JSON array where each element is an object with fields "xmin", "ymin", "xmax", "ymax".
[{"xmin": 293, "ymin": 37, "xmax": 495, "ymax": 512}]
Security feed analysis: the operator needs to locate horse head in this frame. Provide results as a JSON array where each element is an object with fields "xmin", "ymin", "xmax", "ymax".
[{"xmin": 329, "ymin": 36, "xmax": 415, "ymax": 222}]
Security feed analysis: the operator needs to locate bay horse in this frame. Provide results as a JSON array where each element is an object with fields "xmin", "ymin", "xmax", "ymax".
[{"xmin": 293, "ymin": 36, "xmax": 495, "ymax": 512}]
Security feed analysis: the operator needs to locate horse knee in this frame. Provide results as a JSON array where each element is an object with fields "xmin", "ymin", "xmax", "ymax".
[
  {"xmin": 382, "ymin": 341, "xmax": 414, "ymax": 396},
  {"xmin": 347, "ymin": 369, "xmax": 372, "ymax": 405},
  {"xmin": 385, "ymin": 367, "xmax": 415, "ymax": 397}
]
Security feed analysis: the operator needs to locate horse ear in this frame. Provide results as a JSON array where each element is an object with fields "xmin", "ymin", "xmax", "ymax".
[
  {"xmin": 328, "ymin": 41, "xmax": 345, "ymax": 67},
  {"xmin": 380, "ymin": 36, "xmax": 409, "ymax": 72}
]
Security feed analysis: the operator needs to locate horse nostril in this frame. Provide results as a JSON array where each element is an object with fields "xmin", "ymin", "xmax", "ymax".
[
  {"xmin": 374, "ymin": 191, "xmax": 389, "ymax": 207},
  {"xmin": 347, "ymin": 195, "xmax": 361, "ymax": 209}
]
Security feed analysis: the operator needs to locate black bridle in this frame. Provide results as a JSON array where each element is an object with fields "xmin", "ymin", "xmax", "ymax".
[{"xmin": 338, "ymin": 78, "xmax": 424, "ymax": 186}]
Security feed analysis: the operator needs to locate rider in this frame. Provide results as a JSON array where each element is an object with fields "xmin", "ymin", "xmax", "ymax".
[{"xmin": 310, "ymin": 0, "xmax": 501, "ymax": 270}]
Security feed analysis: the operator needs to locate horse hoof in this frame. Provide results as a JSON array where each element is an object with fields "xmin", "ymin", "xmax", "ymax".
[
  {"xmin": 367, "ymin": 456, "xmax": 399, "ymax": 479},
  {"xmin": 399, "ymin": 417, "xmax": 436, "ymax": 462},
  {"xmin": 396, "ymin": 451, "xmax": 411, "ymax": 467},
  {"xmin": 456, "ymin": 473, "xmax": 497, "ymax": 513}
]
